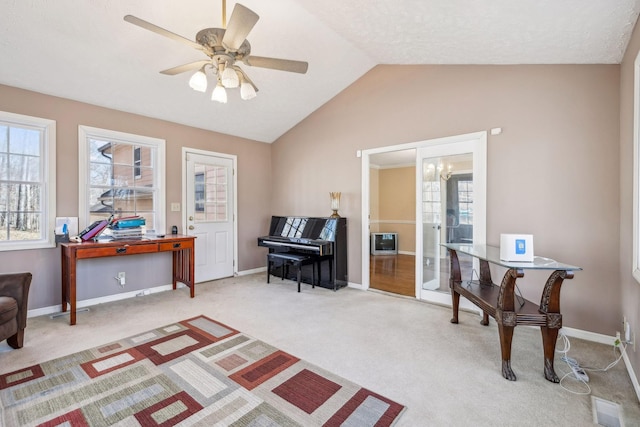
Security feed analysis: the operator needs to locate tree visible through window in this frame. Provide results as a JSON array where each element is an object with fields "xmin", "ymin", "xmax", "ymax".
[{"xmin": 0, "ymin": 111, "xmax": 56, "ymax": 250}]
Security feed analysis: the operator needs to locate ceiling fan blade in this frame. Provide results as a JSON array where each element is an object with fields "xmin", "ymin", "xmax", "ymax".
[
  {"xmin": 124, "ymin": 15, "xmax": 210, "ymax": 54},
  {"xmin": 243, "ymin": 56, "xmax": 308, "ymax": 74},
  {"xmin": 160, "ymin": 60, "xmax": 210, "ymax": 75},
  {"xmin": 221, "ymin": 4, "xmax": 259, "ymax": 51}
]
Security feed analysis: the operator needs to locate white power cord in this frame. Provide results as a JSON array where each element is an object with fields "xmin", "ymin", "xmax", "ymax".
[{"xmin": 555, "ymin": 331, "xmax": 625, "ymax": 396}]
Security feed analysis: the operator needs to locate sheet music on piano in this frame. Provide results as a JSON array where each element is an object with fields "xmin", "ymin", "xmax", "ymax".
[{"xmin": 258, "ymin": 216, "xmax": 347, "ymax": 290}]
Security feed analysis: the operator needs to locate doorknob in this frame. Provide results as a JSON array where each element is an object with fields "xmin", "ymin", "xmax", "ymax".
[
  {"xmin": 188, "ymin": 225, "xmax": 194, "ymax": 230},
  {"xmin": 189, "ymin": 216, "xmax": 193, "ymax": 221}
]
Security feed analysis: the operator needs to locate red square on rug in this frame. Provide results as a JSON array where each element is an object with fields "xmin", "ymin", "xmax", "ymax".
[{"xmin": 272, "ymin": 368, "xmax": 342, "ymax": 414}]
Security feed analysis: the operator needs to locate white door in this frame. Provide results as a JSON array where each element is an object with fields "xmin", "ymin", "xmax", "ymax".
[
  {"xmin": 185, "ymin": 152, "xmax": 235, "ymax": 282},
  {"xmin": 415, "ymin": 135, "xmax": 487, "ymax": 306}
]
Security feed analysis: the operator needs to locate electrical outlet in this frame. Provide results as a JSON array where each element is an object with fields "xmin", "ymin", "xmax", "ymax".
[
  {"xmin": 115, "ymin": 272, "xmax": 126, "ymax": 286},
  {"xmin": 626, "ymin": 321, "xmax": 632, "ymax": 343},
  {"xmin": 615, "ymin": 331, "xmax": 621, "ymax": 347}
]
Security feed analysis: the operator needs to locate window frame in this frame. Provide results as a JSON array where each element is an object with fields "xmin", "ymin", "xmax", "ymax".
[
  {"xmin": 78, "ymin": 125, "xmax": 165, "ymax": 233},
  {"xmin": 0, "ymin": 111, "xmax": 56, "ymax": 252}
]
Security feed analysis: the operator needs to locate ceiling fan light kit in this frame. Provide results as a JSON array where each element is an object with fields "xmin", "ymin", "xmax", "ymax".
[
  {"xmin": 124, "ymin": 1, "xmax": 308, "ymax": 104},
  {"xmin": 188, "ymin": 67, "xmax": 208, "ymax": 92},
  {"xmin": 211, "ymin": 80, "xmax": 228, "ymax": 103},
  {"xmin": 221, "ymin": 64, "xmax": 240, "ymax": 88},
  {"xmin": 240, "ymin": 80, "xmax": 257, "ymax": 100}
]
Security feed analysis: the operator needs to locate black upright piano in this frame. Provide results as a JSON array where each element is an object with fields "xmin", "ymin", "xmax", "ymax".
[{"xmin": 257, "ymin": 216, "xmax": 347, "ymax": 290}]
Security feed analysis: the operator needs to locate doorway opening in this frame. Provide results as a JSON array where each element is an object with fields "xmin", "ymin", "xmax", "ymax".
[{"xmin": 368, "ymin": 149, "xmax": 416, "ymax": 296}]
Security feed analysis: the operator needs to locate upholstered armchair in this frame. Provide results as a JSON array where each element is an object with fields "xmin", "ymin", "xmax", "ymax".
[{"xmin": 0, "ymin": 273, "xmax": 32, "ymax": 349}]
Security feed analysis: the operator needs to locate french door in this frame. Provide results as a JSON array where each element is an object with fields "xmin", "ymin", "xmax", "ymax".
[{"xmin": 416, "ymin": 136, "xmax": 486, "ymax": 304}]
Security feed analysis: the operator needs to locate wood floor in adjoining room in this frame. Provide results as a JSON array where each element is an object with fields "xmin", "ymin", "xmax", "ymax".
[{"xmin": 369, "ymin": 254, "xmax": 415, "ymax": 296}]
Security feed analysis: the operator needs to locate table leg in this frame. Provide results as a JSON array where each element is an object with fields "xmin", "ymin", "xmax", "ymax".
[
  {"xmin": 498, "ymin": 323, "xmax": 516, "ymax": 381},
  {"xmin": 539, "ymin": 270, "xmax": 572, "ymax": 382},
  {"xmin": 481, "ymin": 312, "xmax": 490, "ymax": 326},
  {"xmin": 541, "ymin": 326, "xmax": 560, "ymax": 382},
  {"xmin": 448, "ymin": 249, "xmax": 462, "ymax": 324},
  {"xmin": 479, "ymin": 260, "xmax": 492, "ymax": 326},
  {"xmin": 496, "ymin": 268, "xmax": 523, "ymax": 380}
]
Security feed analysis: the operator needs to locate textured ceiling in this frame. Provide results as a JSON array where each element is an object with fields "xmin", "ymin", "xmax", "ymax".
[{"xmin": 0, "ymin": 0, "xmax": 639, "ymax": 143}]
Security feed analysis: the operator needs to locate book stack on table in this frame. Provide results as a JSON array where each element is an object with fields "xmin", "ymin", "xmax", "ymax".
[{"xmin": 110, "ymin": 216, "xmax": 146, "ymax": 240}]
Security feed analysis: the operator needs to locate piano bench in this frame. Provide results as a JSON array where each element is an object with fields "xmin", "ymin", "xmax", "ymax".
[{"xmin": 267, "ymin": 253, "xmax": 316, "ymax": 292}]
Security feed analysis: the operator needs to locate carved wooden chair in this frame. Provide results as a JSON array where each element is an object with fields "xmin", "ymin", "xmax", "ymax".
[{"xmin": 0, "ymin": 272, "xmax": 32, "ymax": 349}]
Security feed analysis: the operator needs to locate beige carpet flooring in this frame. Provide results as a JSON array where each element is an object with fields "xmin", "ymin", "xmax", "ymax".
[{"xmin": 1, "ymin": 273, "xmax": 639, "ymax": 426}]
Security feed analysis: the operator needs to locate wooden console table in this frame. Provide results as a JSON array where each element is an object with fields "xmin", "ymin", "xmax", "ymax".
[
  {"xmin": 60, "ymin": 235, "xmax": 195, "ymax": 325},
  {"xmin": 443, "ymin": 243, "xmax": 580, "ymax": 382}
]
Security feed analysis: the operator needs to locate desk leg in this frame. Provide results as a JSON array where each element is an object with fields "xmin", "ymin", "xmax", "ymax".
[
  {"xmin": 60, "ymin": 248, "xmax": 77, "ymax": 326},
  {"xmin": 539, "ymin": 270, "xmax": 572, "ymax": 383},
  {"xmin": 61, "ymin": 248, "xmax": 68, "ymax": 314},
  {"xmin": 172, "ymin": 248, "xmax": 195, "ymax": 298}
]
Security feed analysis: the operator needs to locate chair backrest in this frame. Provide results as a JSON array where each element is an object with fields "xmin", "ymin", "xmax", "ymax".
[{"xmin": 0, "ymin": 272, "xmax": 32, "ymax": 328}]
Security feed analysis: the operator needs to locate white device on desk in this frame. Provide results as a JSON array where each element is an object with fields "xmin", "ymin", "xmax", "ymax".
[{"xmin": 500, "ymin": 234, "xmax": 534, "ymax": 262}]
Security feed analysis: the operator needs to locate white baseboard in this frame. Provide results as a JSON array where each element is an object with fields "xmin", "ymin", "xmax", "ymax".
[
  {"xmin": 237, "ymin": 266, "xmax": 266, "ymax": 276},
  {"xmin": 621, "ymin": 346, "xmax": 640, "ymax": 402},
  {"xmin": 27, "ymin": 283, "xmax": 180, "ymax": 318},
  {"xmin": 560, "ymin": 326, "xmax": 616, "ymax": 346},
  {"xmin": 347, "ymin": 282, "xmax": 363, "ymax": 290}
]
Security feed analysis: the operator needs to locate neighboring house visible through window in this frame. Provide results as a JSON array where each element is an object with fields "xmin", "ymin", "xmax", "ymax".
[
  {"xmin": 193, "ymin": 164, "xmax": 228, "ymax": 222},
  {"xmin": 78, "ymin": 126, "xmax": 165, "ymax": 233},
  {"xmin": 0, "ymin": 111, "xmax": 56, "ymax": 251},
  {"xmin": 195, "ymin": 172, "xmax": 205, "ymax": 212},
  {"xmin": 134, "ymin": 146, "xmax": 142, "ymax": 179}
]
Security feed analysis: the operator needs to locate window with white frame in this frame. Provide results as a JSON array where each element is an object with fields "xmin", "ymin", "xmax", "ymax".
[
  {"xmin": 78, "ymin": 126, "xmax": 165, "ymax": 233},
  {"xmin": 0, "ymin": 111, "xmax": 56, "ymax": 251}
]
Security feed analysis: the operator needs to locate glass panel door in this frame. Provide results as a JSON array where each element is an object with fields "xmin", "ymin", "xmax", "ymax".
[
  {"xmin": 416, "ymin": 136, "xmax": 486, "ymax": 305},
  {"xmin": 422, "ymin": 161, "xmax": 441, "ymax": 290}
]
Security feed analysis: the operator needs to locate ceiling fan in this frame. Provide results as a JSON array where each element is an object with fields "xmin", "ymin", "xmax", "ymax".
[{"xmin": 124, "ymin": 0, "xmax": 308, "ymax": 103}]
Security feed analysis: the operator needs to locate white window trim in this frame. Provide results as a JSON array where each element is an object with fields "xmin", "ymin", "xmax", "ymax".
[
  {"xmin": 633, "ymin": 50, "xmax": 640, "ymax": 283},
  {"xmin": 0, "ymin": 111, "xmax": 56, "ymax": 251},
  {"xmin": 78, "ymin": 125, "xmax": 165, "ymax": 232}
]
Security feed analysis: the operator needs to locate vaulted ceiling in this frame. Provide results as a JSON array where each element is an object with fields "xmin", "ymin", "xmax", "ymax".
[{"xmin": 1, "ymin": 0, "xmax": 639, "ymax": 142}]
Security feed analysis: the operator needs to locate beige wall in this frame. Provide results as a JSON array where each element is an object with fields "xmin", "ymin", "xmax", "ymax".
[
  {"xmin": 620, "ymin": 17, "xmax": 640, "ymax": 385},
  {"xmin": 0, "ymin": 84, "xmax": 271, "ymax": 309},
  {"xmin": 0, "ymin": 59, "xmax": 628, "ymax": 357},
  {"xmin": 273, "ymin": 64, "xmax": 620, "ymax": 335},
  {"xmin": 376, "ymin": 166, "xmax": 416, "ymax": 253}
]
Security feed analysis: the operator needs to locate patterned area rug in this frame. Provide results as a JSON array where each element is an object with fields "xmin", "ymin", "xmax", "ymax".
[{"xmin": 0, "ymin": 315, "xmax": 405, "ymax": 426}]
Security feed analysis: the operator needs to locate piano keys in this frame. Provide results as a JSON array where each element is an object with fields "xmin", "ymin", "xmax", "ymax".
[{"xmin": 258, "ymin": 216, "xmax": 348, "ymax": 290}]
